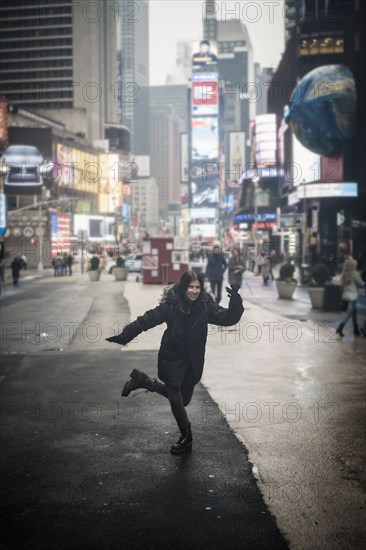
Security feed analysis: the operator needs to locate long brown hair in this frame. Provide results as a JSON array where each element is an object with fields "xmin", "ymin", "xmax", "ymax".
[{"xmin": 340, "ymin": 258, "xmax": 357, "ymax": 286}]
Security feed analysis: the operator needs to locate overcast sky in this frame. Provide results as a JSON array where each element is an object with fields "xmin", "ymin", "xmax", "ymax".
[{"xmin": 149, "ymin": 0, "xmax": 285, "ymax": 85}]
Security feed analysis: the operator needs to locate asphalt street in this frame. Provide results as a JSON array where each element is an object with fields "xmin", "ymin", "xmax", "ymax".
[
  {"xmin": 0, "ymin": 272, "xmax": 288, "ymax": 550},
  {"xmin": 1, "ymin": 269, "xmax": 365, "ymax": 550}
]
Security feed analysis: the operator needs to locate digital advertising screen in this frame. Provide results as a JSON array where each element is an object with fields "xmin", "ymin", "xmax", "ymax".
[
  {"xmin": 190, "ymin": 116, "xmax": 219, "ymax": 208},
  {"xmin": 192, "ymin": 40, "xmax": 218, "ymax": 68},
  {"xmin": 191, "ymin": 117, "xmax": 219, "ymax": 162},
  {"xmin": 191, "ymin": 73, "xmax": 219, "ymax": 116}
]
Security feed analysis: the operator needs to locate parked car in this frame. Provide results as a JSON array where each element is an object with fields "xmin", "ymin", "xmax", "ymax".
[
  {"xmin": 0, "ymin": 145, "xmax": 52, "ymax": 195},
  {"xmin": 125, "ymin": 254, "xmax": 142, "ymax": 272},
  {"xmin": 105, "ymin": 254, "xmax": 142, "ymax": 274}
]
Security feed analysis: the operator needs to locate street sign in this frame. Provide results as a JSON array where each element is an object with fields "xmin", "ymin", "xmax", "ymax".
[
  {"xmin": 12, "ymin": 227, "xmax": 22, "ymax": 238},
  {"xmin": 0, "ymin": 194, "xmax": 7, "ymax": 236},
  {"xmin": 35, "ymin": 226, "xmax": 45, "ymax": 237},
  {"xmin": 23, "ymin": 226, "xmax": 34, "ymax": 238}
]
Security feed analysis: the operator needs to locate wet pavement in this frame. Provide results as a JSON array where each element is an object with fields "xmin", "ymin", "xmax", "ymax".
[
  {"xmin": 0, "ymin": 269, "xmax": 365, "ymax": 549},
  {"xmin": 1, "ymin": 350, "xmax": 288, "ymax": 550}
]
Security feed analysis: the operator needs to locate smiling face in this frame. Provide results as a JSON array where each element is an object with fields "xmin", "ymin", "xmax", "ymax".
[{"xmin": 185, "ymin": 280, "xmax": 201, "ymax": 301}]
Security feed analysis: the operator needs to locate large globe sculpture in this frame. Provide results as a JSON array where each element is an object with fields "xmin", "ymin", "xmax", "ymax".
[{"xmin": 285, "ymin": 65, "xmax": 357, "ymax": 157}]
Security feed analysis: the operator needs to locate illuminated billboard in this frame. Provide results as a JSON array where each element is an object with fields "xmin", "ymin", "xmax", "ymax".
[
  {"xmin": 292, "ymin": 133, "xmax": 320, "ymax": 185},
  {"xmin": 190, "ymin": 116, "xmax": 219, "ymax": 207},
  {"xmin": 51, "ymin": 212, "xmax": 71, "ymax": 256},
  {"xmin": 229, "ymin": 132, "xmax": 246, "ymax": 180},
  {"xmin": 191, "ymin": 73, "xmax": 219, "ymax": 116},
  {"xmin": 191, "ymin": 117, "xmax": 218, "ymax": 162},
  {"xmin": 55, "ymin": 143, "xmax": 100, "ymax": 194},
  {"xmin": 192, "ymin": 40, "xmax": 218, "ymax": 68},
  {"xmin": 255, "ymin": 114, "xmax": 277, "ymax": 166},
  {"xmin": 3, "ymin": 127, "xmax": 54, "ymax": 195}
]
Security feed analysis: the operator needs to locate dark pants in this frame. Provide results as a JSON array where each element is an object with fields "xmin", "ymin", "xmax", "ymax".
[
  {"xmin": 153, "ymin": 369, "xmax": 195, "ymax": 431},
  {"xmin": 340, "ymin": 300, "xmax": 359, "ymax": 328},
  {"xmin": 210, "ymin": 279, "xmax": 223, "ymax": 303}
]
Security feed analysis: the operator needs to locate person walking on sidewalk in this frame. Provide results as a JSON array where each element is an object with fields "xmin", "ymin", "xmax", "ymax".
[
  {"xmin": 336, "ymin": 258, "xmax": 365, "ymax": 337},
  {"xmin": 10, "ymin": 256, "xmax": 22, "ymax": 286},
  {"xmin": 66, "ymin": 253, "xmax": 73, "ymax": 276},
  {"xmin": 106, "ymin": 271, "xmax": 244, "ymax": 454},
  {"xmin": 205, "ymin": 245, "xmax": 227, "ymax": 303},
  {"xmin": 261, "ymin": 253, "xmax": 272, "ymax": 286}
]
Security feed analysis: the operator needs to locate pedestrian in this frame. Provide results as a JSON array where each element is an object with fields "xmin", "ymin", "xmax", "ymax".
[
  {"xmin": 55, "ymin": 254, "xmax": 64, "ymax": 276},
  {"xmin": 269, "ymin": 249, "xmax": 276, "ymax": 280},
  {"xmin": 228, "ymin": 248, "xmax": 246, "ymax": 290},
  {"xmin": 66, "ymin": 253, "xmax": 73, "ymax": 276},
  {"xmin": 10, "ymin": 256, "xmax": 22, "ymax": 286},
  {"xmin": 62, "ymin": 253, "xmax": 68, "ymax": 276},
  {"xmin": 309, "ymin": 232, "xmax": 318, "ymax": 267},
  {"xmin": 261, "ymin": 253, "xmax": 271, "ymax": 286},
  {"xmin": 205, "ymin": 244, "xmax": 227, "ymax": 303},
  {"xmin": 256, "ymin": 253, "xmax": 265, "ymax": 276},
  {"xmin": 106, "ymin": 271, "xmax": 244, "ymax": 454},
  {"xmin": 336, "ymin": 258, "xmax": 365, "ymax": 337}
]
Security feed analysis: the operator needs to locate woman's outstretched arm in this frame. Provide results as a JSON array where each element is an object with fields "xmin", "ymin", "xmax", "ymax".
[{"xmin": 106, "ymin": 303, "xmax": 170, "ymax": 345}]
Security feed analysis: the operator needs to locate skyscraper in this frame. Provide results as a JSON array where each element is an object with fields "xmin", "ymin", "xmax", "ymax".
[
  {"xmin": 150, "ymin": 106, "xmax": 184, "ymax": 216},
  {"xmin": 149, "ymin": 86, "xmax": 188, "ymax": 131},
  {"xmin": 119, "ymin": 0, "xmax": 149, "ymax": 154},
  {"xmin": 0, "ymin": 0, "xmax": 119, "ymax": 142}
]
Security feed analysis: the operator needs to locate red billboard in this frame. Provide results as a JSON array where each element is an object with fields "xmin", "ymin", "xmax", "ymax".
[{"xmin": 191, "ymin": 72, "xmax": 219, "ymax": 116}]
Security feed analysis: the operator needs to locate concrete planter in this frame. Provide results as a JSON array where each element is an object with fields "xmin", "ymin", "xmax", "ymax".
[
  {"xmin": 307, "ymin": 287, "xmax": 325, "ymax": 308},
  {"xmin": 275, "ymin": 280, "xmax": 297, "ymax": 299},
  {"xmin": 88, "ymin": 270, "xmax": 101, "ymax": 282},
  {"xmin": 113, "ymin": 267, "xmax": 128, "ymax": 281}
]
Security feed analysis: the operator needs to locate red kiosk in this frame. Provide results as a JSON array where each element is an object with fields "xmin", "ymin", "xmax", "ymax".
[{"xmin": 142, "ymin": 236, "xmax": 189, "ymax": 284}]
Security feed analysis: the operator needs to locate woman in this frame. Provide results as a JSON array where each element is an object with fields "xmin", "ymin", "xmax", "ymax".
[
  {"xmin": 336, "ymin": 258, "xmax": 364, "ymax": 336},
  {"xmin": 227, "ymin": 248, "xmax": 246, "ymax": 290},
  {"xmin": 106, "ymin": 271, "xmax": 244, "ymax": 454}
]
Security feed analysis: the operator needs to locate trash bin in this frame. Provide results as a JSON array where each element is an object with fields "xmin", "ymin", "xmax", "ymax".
[
  {"xmin": 324, "ymin": 284, "xmax": 342, "ymax": 311},
  {"xmin": 300, "ymin": 264, "xmax": 310, "ymax": 285}
]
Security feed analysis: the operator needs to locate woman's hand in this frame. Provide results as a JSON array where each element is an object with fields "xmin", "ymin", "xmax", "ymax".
[
  {"xmin": 226, "ymin": 285, "xmax": 241, "ymax": 298},
  {"xmin": 105, "ymin": 334, "xmax": 127, "ymax": 345}
]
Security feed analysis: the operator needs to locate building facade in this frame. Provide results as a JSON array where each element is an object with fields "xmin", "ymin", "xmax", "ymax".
[
  {"xmin": 131, "ymin": 178, "xmax": 159, "ymax": 236},
  {"xmin": 150, "ymin": 106, "xmax": 184, "ymax": 217},
  {"xmin": 119, "ymin": 0, "xmax": 149, "ymax": 154},
  {"xmin": 267, "ymin": 0, "xmax": 365, "ymax": 266},
  {"xmin": 0, "ymin": 0, "xmax": 119, "ymax": 142}
]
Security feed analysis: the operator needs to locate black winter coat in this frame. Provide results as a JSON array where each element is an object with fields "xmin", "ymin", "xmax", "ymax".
[
  {"xmin": 206, "ymin": 253, "xmax": 227, "ymax": 281},
  {"xmin": 114, "ymin": 285, "xmax": 244, "ymax": 388}
]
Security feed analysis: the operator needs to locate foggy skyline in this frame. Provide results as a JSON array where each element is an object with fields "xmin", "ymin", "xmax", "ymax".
[{"xmin": 149, "ymin": 0, "xmax": 285, "ymax": 85}]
